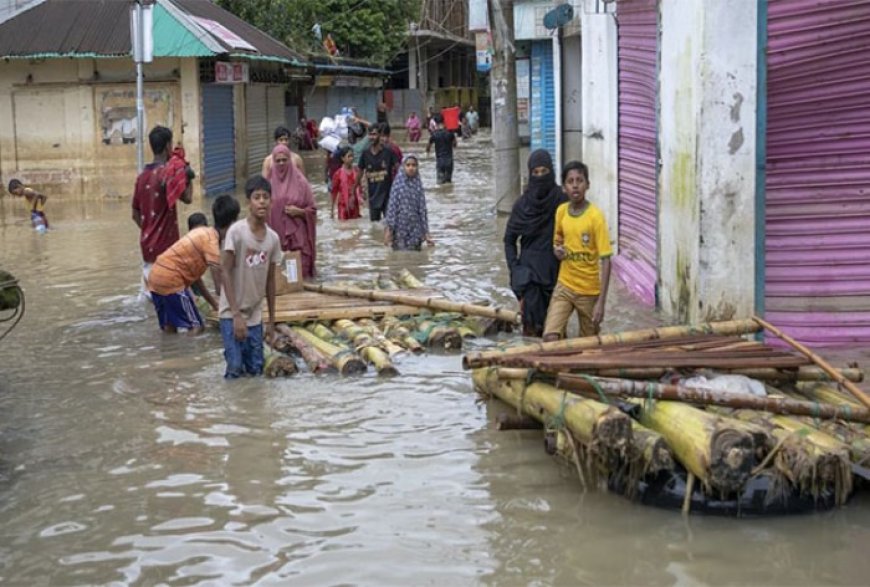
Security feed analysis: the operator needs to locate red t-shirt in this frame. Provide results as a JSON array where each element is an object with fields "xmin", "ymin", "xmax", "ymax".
[{"xmin": 132, "ymin": 163, "xmax": 180, "ymax": 263}]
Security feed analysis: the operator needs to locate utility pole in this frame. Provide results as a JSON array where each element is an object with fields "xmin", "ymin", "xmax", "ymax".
[
  {"xmin": 130, "ymin": 0, "xmax": 153, "ymax": 173},
  {"xmin": 489, "ymin": 0, "xmax": 520, "ymax": 214}
]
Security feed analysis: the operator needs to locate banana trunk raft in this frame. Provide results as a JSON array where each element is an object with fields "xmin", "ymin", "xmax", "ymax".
[
  {"xmin": 467, "ymin": 319, "xmax": 868, "ymax": 517},
  {"xmin": 204, "ymin": 270, "xmax": 517, "ymax": 378}
]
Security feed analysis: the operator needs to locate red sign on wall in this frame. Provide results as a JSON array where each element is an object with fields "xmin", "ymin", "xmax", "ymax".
[{"xmin": 215, "ymin": 61, "xmax": 249, "ymax": 84}]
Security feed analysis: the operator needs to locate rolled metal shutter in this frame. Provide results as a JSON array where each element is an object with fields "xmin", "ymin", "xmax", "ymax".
[
  {"xmin": 201, "ymin": 84, "xmax": 236, "ymax": 196},
  {"xmin": 267, "ymin": 86, "xmax": 286, "ymax": 137},
  {"xmin": 764, "ymin": 0, "xmax": 870, "ymax": 345},
  {"xmin": 530, "ymin": 40, "xmax": 556, "ymax": 156},
  {"xmin": 246, "ymin": 84, "xmax": 268, "ymax": 178},
  {"xmin": 615, "ymin": 0, "xmax": 658, "ymax": 306}
]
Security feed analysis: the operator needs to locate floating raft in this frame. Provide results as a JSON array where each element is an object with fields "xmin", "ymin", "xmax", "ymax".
[
  {"xmin": 264, "ymin": 288, "xmax": 437, "ymax": 323},
  {"xmin": 211, "ymin": 270, "xmax": 518, "ymax": 379},
  {"xmin": 467, "ymin": 318, "xmax": 868, "ymax": 516}
]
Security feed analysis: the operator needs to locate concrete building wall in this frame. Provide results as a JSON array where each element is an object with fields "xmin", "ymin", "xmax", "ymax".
[
  {"xmin": 658, "ymin": 0, "xmax": 758, "ymax": 322},
  {"xmin": 580, "ymin": 13, "xmax": 619, "ymax": 250},
  {"xmin": 0, "ymin": 57, "xmax": 201, "ymax": 201}
]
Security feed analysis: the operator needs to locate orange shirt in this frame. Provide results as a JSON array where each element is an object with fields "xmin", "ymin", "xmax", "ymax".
[{"xmin": 148, "ymin": 226, "xmax": 220, "ymax": 295}]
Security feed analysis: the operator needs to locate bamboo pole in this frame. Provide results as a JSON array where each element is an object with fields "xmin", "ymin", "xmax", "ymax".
[
  {"xmin": 753, "ymin": 315, "xmax": 870, "ymax": 409},
  {"xmin": 397, "ymin": 268, "xmax": 425, "ymax": 289},
  {"xmin": 289, "ymin": 326, "xmax": 367, "ymax": 376},
  {"xmin": 463, "ymin": 319, "xmax": 763, "ymax": 369},
  {"xmin": 381, "ymin": 316, "xmax": 425, "ymax": 353},
  {"xmin": 413, "ymin": 318, "xmax": 463, "ymax": 350},
  {"xmin": 557, "ymin": 375, "xmax": 870, "ymax": 425},
  {"xmin": 304, "ymin": 282, "xmax": 521, "ymax": 324},
  {"xmin": 264, "ymin": 351, "xmax": 298, "ymax": 378},
  {"xmin": 494, "ymin": 366, "xmax": 862, "ymax": 382},
  {"xmin": 355, "ymin": 319, "xmax": 407, "ymax": 356},
  {"xmin": 332, "ymin": 319, "xmax": 399, "ymax": 376},
  {"xmin": 276, "ymin": 324, "xmax": 333, "ymax": 374}
]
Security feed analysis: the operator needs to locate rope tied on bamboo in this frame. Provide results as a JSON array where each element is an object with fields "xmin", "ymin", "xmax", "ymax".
[
  {"xmin": 517, "ymin": 368, "xmax": 539, "ymax": 416},
  {"xmin": 545, "ymin": 391, "xmax": 570, "ymax": 433},
  {"xmin": 574, "ymin": 374, "xmax": 610, "ymax": 406}
]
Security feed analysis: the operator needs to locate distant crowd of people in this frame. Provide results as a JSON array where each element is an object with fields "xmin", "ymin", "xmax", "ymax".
[{"xmin": 125, "ymin": 99, "xmax": 481, "ymax": 378}]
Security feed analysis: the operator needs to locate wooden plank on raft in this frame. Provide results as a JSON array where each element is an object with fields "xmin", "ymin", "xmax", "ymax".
[{"xmin": 265, "ymin": 304, "xmax": 425, "ymax": 323}]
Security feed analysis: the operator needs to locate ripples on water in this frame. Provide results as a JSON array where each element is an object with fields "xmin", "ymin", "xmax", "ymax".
[{"xmin": 1, "ymin": 136, "xmax": 869, "ymax": 585}]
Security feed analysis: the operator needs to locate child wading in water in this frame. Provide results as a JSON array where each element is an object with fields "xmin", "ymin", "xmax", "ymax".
[
  {"xmin": 220, "ymin": 176, "xmax": 283, "ymax": 378},
  {"xmin": 8, "ymin": 179, "xmax": 49, "ymax": 230},
  {"xmin": 330, "ymin": 146, "xmax": 363, "ymax": 220},
  {"xmin": 543, "ymin": 161, "xmax": 612, "ymax": 341},
  {"xmin": 384, "ymin": 155, "xmax": 433, "ymax": 250}
]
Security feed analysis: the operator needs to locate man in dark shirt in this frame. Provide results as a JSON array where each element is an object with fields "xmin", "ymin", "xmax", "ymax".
[
  {"xmin": 426, "ymin": 115, "xmax": 458, "ymax": 185},
  {"xmin": 355, "ymin": 124, "xmax": 400, "ymax": 222}
]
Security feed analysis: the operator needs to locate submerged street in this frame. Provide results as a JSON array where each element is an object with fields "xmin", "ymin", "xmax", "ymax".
[{"xmin": 1, "ymin": 135, "xmax": 869, "ymax": 585}]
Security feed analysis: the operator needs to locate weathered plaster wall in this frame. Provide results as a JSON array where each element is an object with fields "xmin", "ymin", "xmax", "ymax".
[
  {"xmin": 658, "ymin": 0, "xmax": 758, "ymax": 322},
  {"xmin": 561, "ymin": 33, "xmax": 583, "ymax": 165},
  {"xmin": 581, "ymin": 12, "xmax": 619, "ymax": 249},
  {"xmin": 0, "ymin": 57, "xmax": 203, "ymax": 201}
]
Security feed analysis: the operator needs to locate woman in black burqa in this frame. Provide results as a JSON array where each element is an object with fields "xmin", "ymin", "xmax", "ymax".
[{"xmin": 504, "ymin": 149, "xmax": 568, "ymax": 336}]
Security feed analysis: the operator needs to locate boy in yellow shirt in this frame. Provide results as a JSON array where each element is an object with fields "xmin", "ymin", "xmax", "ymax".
[
  {"xmin": 543, "ymin": 161, "xmax": 612, "ymax": 341},
  {"xmin": 8, "ymin": 179, "xmax": 49, "ymax": 230}
]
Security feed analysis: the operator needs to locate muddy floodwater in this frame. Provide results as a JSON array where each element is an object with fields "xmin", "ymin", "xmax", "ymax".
[{"xmin": 2, "ymin": 135, "xmax": 870, "ymax": 586}]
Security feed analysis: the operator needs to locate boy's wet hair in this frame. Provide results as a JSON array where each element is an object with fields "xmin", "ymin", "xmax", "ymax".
[
  {"xmin": 148, "ymin": 125, "xmax": 173, "ymax": 155},
  {"xmin": 244, "ymin": 175, "xmax": 272, "ymax": 199},
  {"xmin": 8, "ymin": 179, "xmax": 23, "ymax": 192},
  {"xmin": 562, "ymin": 160, "xmax": 590, "ymax": 184},
  {"xmin": 212, "ymin": 195, "xmax": 241, "ymax": 229},
  {"xmin": 187, "ymin": 212, "xmax": 208, "ymax": 230},
  {"xmin": 274, "ymin": 126, "xmax": 291, "ymax": 141}
]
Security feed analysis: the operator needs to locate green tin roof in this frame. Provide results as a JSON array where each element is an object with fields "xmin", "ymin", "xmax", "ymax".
[{"xmin": 152, "ymin": 2, "xmax": 214, "ymax": 58}]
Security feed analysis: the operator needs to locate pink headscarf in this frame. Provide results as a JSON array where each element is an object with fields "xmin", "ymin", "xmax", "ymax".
[{"xmin": 268, "ymin": 144, "xmax": 317, "ymax": 277}]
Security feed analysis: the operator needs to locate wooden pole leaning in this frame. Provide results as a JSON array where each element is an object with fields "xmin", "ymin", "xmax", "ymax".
[
  {"xmin": 463, "ymin": 319, "xmax": 763, "ymax": 369},
  {"xmin": 557, "ymin": 374, "xmax": 870, "ymax": 425},
  {"xmin": 303, "ymin": 283, "xmax": 521, "ymax": 324},
  {"xmin": 753, "ymin": 316, "xmax": 870, "ymax": 410}
]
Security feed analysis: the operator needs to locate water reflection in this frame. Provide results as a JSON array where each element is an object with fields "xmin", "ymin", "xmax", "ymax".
[{"xmin": 0, "ymin": 134, "xmax": 869, "ymax": 585}]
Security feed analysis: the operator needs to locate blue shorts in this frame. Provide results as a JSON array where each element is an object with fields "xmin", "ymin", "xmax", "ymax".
[{"xmin": 150, "ymin": 289, "xmax": 203, "ymax": 331}]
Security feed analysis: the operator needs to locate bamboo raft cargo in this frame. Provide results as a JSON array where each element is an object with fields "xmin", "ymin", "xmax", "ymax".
[
  {"xmin": 467, "ymin": 319, "xmax": 868, "ymax": 516},
  {"xmin": 221, "ymin": 271, "xmax": 520, "ymax": 378}
]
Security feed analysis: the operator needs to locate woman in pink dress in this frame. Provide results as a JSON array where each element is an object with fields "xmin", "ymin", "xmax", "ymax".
[
  {"xmin": 268, "ymin": 144, "xmax": 317, "ymax": 278},
  {"xmin": 406, "ymin": 112, "xmax": 422, "ymax": 142}
]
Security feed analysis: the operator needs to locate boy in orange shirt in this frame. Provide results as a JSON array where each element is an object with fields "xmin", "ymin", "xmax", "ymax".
[
  {"xmin": 147, "ymin": 195, "xmax": 240, "ymax": 333},
  {"xmin": 543, "ymin": 161, "xmax": 612, "ymax": 341}
]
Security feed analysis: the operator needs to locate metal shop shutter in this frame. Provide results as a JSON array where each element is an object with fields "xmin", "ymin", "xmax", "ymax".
[
  {"xmin": 764, "ymin": 0, "xmax": 870, "ymax": 345},
  {"xmin": 267, "ymin": 85, "xmax": 286, "ymax": 135},
  {"xmin": 246, "ymin": 84, "xmax": 269, "ymax": 177},
  {"xmin": 615, "ymin": 0, "xmax": 659, "ymax": 306},
  {"xmin": 201, "ymin": 84, "xmax": 236, "ymax": 196},
  {"xmin": 530, "ymin": 40, "xmax": 556, "ymax": 156}
]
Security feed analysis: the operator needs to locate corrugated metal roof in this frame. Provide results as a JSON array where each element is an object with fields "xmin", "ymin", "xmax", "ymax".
[
  {"xmin": 173, "ymin": 0, "xmax": 304, "ymax": 64},
  {"xmin": 0, "ymin": 0, "xmax": 304, "ymax": 63}
]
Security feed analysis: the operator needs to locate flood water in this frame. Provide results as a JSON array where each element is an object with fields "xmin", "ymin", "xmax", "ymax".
[{"xmin": 1, "ymin": 134, "xmax": 869, "ymax": 586}]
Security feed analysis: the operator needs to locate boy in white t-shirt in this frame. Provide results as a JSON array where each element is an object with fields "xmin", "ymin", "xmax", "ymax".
[{"xmin": 219, "ymin": 176, "xmax": 283, "ymax": 378}]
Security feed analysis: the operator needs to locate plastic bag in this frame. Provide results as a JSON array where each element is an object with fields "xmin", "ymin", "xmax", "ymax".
[{"xmin": 682, "ymin": 374, "xmax": 767, "ymax": 397}]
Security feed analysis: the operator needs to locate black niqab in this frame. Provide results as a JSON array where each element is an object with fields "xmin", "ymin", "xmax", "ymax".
[{"xmin": 505, "ymin": 149, "xmax": 564, "ymax": 237}]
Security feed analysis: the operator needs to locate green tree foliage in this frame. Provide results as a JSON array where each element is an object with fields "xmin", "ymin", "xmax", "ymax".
[{"xmin": 216, "ymin": 0, "xmax": 421, "ymax": 65}]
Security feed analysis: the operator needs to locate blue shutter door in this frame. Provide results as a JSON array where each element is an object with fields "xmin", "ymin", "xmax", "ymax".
[
  {"xmin": 530, "ymin": 40, "xmax": 555, "ymax": 156},
  {"xmin": 202, "ymin": 84, "xmax": 236, "ymax": 196}
]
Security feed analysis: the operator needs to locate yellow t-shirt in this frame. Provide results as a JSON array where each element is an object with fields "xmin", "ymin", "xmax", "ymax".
[{"xmin": 553, "ymin": 201, "xmax": 613, "ymax": 295}]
